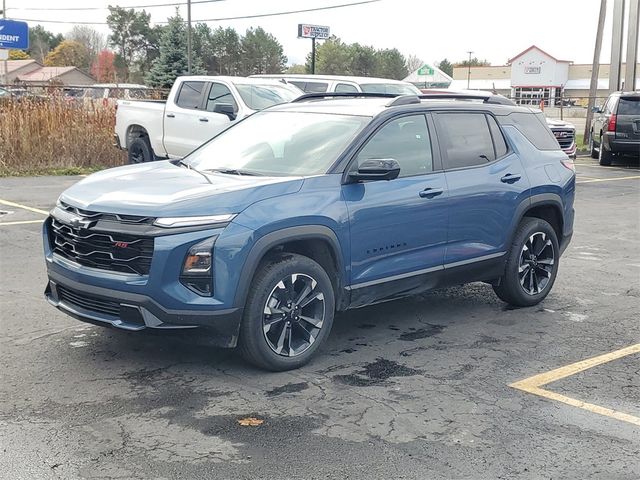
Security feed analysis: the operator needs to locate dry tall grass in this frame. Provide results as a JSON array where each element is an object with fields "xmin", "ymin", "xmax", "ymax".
[{"xmin": 0, "ymin": 97, "xmax": 126, "ymax": 176}]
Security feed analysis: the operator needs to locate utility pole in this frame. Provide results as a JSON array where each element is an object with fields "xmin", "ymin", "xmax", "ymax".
[
  {"xmin": 311, "ymin": 37, "xmax": 316, "ymax": 74},
  {"xmin": 466, "ymin": 50, "xmax": 473, "ymax": 89},
  {"xmin": 2, "ymin": 0, "xmax": 6, "ymax": 86},
  {"xmin": 624, "ymin": 0, "xmax": 639, "ymax": 91},
  {"xmin": 584, "ymin": 0, "xmax": 607, "ymax": 143},
  {"xmin": 186, "ymin": 0, "xmax": 192, "ymax": 74},
  {"xmin": 609, "ymin": 0, "xmax": 625, "ymax": 92}
]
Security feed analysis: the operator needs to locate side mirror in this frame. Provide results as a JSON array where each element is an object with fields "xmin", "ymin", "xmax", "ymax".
[
  {"xmin": 349, "ymin": 158, "xmax": 401, "ymax": 182},
  {"xmin": 213, "ymin": 103, "xmax": 236, "ymax": 121},
  {"xmin": 591, "ymin": 106, "xmax": 602, "ymax": 113}
]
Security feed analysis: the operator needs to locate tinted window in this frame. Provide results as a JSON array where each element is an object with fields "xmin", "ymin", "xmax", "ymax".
[
  {"xmin": 206, "ymin": 83, "xmax": 237, "ymax": 112},
  {"xmin": 176, "ymin": 81, "xmax": 205, "ymax": 109},
  {"xmin": 304, "ymin": 82, "xmax": 329, "ymax": 93},
  {"xmin": 501, "ymin": 112, "xmax": 559, "ymax": 150},
  {"xmin": 356, "ymin": 115, "xmax": 432, "ymax": 177},
  {"xmin": 487, "ymin": 115, "xmax": 508, "ymax": 158},
  {"xmin": 360, "ymin": 83, "xmax": 421, "ymax": 95},
  {"xmin": 436, "ymin": 113, "xmax": 495, "ymax": 169},
  {"xmin": 335, "ymin": 83, "xmax": 359, "ymax": 93},
  {"xmin": 604, "ymin": 96, "xmax": 617, "ymax": 114},
  {"xmin": 617, "ymin": 97, "xmax": 640, "ymax": 115}
]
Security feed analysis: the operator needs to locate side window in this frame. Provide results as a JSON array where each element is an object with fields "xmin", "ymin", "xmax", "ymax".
[
  {"xmin": 175, "ymin": 81, "xmax": 206, "ymax": 109},
  {"xmin": 487, "ymin": 115, "xmax": 508, "ymax": 158},
  {"xmin": 603, "ymin": 96, "xmax": 617, "ymax": 114},
  {"xmin": 436, "ymin": 113, "xmax": 496, "ymax": 169},
  {"xmin": 335, "ymin": 83, "xmax": 359, "ymax": 93},
  {"xmin": 206, "ymin": 83, "xmax": 238, "ymax": 112},
  {"xmin": 305, "ymin": 82, "xmax": 328, "ymax": 93},
  {"xmin": 355, "ymin": 115, "xmax": 433, "ymax": 178},
  {"xmin": 288, "ymin": 80, "xmax": 306, "ymax": 91},
  {"xmin": 502, "ymin": 112, "xmax": 559, "ymax": 150}
]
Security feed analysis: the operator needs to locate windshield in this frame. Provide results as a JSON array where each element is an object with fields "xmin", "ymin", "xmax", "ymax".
[
  {"xmin": 186, "ymin": 111, "xmax": 369, "ymax": 176},
  {"xmin": 235, "ymin": 84, "xmax": 302, "ymax": 110},
  {"xmin": 361, "ymin": 83, "xmax": 421, "ymax": 95}
]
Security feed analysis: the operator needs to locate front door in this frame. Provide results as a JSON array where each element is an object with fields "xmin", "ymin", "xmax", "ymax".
[{"xmin": 342, "ymin": 114, "xmax": 448, "ymax": 305}]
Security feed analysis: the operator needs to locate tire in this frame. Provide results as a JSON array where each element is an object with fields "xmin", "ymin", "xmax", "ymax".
[
  {"xmin": 238, "ymin": 253, "xmax": 335, "ymax": 371},
  {"xmin": 493, "ymin": 217, "xmax": 560, "ymax": 307},
  {"xmin": 128, "ymin": 136, "xmax": 154, "ymax": 164},
  {"xmin": 589, "ymin": 132, "xmax": 598, "ymax": 159},
  {"xmin": 598, "ymin": 134, "xmax": 613, "ymax": 166}
]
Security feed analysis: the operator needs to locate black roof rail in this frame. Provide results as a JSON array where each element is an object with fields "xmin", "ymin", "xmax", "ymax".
[
  {"xmin": 386, "ymin": 95, "xmax": 421, "ymax": 107},
  {"xmin": 418, "ymin": 93, "xmax": 516, "ymax": 106},
  {"xmin": 292, "ymin": 92, "xmax": 399, "ymax": 102}
]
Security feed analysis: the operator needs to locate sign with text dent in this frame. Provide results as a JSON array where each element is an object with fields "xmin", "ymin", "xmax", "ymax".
[
  {"xmin": 298, "ymin": 24, "xmax": 330, "ymax": 39},
  {"xmin": 0, "ymin": 19, "xmax": 29, "ymax": 50}
]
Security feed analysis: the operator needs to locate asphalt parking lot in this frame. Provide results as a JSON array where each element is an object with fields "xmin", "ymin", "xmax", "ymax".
[{"xmin": 1, "ymin": 156, "xmax": 639, "ymax": 479}]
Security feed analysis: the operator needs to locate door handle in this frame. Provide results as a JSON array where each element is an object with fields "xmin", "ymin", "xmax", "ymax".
[
  {"xmin": 199, "ymin": 117, "xmax": 209, "ymax": 122},
  {"xmin": 166, "ymin": 113, "xmax": 175, "ymax": 118},
  {"xmin": 500, "ymin": 173, "xmax": 521, "ymax": 184},
  {"xmin": 419, "ymin": 187, "xmax": 444, "ymax": 198}
]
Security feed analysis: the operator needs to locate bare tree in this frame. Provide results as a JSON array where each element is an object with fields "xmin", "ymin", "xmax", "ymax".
[
  {"xmin": 67, "ymin": 26, "xmax": 106, "ymax": 61},
  {"xmin": 406, "ymin": 54, "xmax": 424, "ymax": 73}
]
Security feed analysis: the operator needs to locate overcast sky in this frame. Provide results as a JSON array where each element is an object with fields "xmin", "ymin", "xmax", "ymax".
[{"xmin": 4, "ymin": 0, "xmax": 631, "ymax": 67}]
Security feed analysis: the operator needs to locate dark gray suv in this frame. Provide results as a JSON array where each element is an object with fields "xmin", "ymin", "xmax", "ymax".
[{"xmin": 589, "ymin": 92, "xmax": 640, "ymax": 165}]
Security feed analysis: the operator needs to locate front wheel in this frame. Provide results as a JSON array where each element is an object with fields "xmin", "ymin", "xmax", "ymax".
[
  {"xmin": 238, "ymin": 253, "xmax": 335, "ymax": 371},
  {"xmin": 493, "ymin": 217, "xmax": 560, "ymax": 307},
  {"xmin": 589, "ymin": 132, "xmax": 598, "ymax": 159}
]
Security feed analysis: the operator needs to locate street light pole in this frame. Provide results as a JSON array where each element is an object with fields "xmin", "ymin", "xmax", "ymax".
[
  {"xmin": 466, "ymin": 50, "xmax": 473, "ymax": 89},
  {"xmin": 2, "ymin": 0, "xmax": 7, "ymax": 86},
  {"xmin": 186, "ymin": 0, "xmax": 192, "ymax": 74}
]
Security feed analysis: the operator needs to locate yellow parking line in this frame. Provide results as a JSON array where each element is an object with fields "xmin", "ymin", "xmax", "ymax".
[
  {"xmin": 577, "ymin": 175, "xmax": 640, "ymax": 184},
  {"xmin": 0, "ymin": 199, "xmax": 49, "ymax": 216},
  {"xmin": 510, "ymin": 343, "xmax": 640, "ymax": 426},
  {"xmin": 0, "ymin": 220, "xmax": 44, "ymax": 226}
]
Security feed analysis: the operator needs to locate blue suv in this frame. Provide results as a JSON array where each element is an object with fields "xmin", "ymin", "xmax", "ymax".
[{"xmin": 43, "ymin": 93, "xmax": 575, "ymax": 370}]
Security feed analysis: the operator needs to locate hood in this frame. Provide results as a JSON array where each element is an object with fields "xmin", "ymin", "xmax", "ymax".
[
  {"xmin": 546, "ymin": 118, "xmax": 575, "ymax": 129},
  {"xmin": 59, "ymin": 161, "xmax": 304, "ymax": 217}
]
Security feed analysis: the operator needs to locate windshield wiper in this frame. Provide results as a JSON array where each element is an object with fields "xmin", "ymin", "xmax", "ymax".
[
  {"xmin": 205, "ymin": 168, "xmax": 262, "ymax": 176},
  {"xmin": 176, "ymin": 159, "xmax": 212, "ymax": 184}
]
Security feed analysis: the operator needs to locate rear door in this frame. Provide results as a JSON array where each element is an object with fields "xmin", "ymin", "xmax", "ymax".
[
  {"xmin": 163, "ymin": 80, "xmax": 208, "ymax": 157},
  {"xmin": 435, "ymin": 111, "xmax": 530, "ymax": 265},
  {"xmin": 615, "ymin": 95, "xmax": 640, "ymax": 142}
]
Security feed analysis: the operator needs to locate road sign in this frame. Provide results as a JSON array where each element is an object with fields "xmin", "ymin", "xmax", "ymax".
[
  {"xmin": 298, "ymin": 24, "xmax": 330, "ymax": 39},
  {"xmin": 417, "ymin": 65, "xmax": 434, "ymax": 76},
  {"xmin": 0, "ymin": 19, "xmax": 29, "ymax": 50}
]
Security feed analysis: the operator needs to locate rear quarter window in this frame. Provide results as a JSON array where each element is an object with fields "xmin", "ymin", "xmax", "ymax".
[
  {"xmin": 500, "ymin": 112, "xmax": 559, "ymax": 150},
  {"xmin": 175, "ymin": 81, "xmax": 205, "ymax": 109}
]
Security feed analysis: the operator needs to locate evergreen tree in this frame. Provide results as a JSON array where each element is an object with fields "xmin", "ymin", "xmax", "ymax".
[{"xmin": 147, "ymin": 10, "xmax": 204, "ymax": 88}]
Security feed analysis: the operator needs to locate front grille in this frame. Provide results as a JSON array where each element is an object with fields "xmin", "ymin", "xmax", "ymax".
[
  {"xmin": 51, "ymin": 218, "xmax": 154, "ymax": 275},
  {"xmin": 552, "ymin": 129, "xmax": 575, "ymax": 150},
  {"xmin": 59, "ymin": 201, "xmax": 154, "ymax": 225},
  {"xmin": 57, "ymin": 285, "xmax": 121, "ymax": 317}
]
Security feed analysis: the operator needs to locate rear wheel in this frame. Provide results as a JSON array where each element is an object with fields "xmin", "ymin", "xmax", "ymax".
[
  {"xmin": 589, "ymin": 132, "xmax": 598, "ymax": 159},
  {"xmin": 238, "ymin": 253, "xmax": 335, "ymax": 371},
  {"xmin": 493, "ymin": 217, "xmax": 559, "ymax": 307},
  {"xmin": 598, "ymin": 134, "xmax": 613, "ymax": 166},
  {"xmin": 128, "ymin": 136, "xmax": 154, "ymax": 164}
]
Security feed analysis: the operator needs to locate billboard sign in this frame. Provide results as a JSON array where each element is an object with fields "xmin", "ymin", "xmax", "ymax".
[
  {"xmin": 298, "ymin": 24, "xmax": 330, "ymax": 39},
  {"xmin": 0, "ymin": 19, "xmax": 29, "ymax": 50}
]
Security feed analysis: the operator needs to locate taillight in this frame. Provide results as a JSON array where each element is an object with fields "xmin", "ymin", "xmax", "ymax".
[
  {"xmin": 607, "ymin": 114, "xmax": 617, "ymax": 132},
  {"xmin": 561, "ymin": 158, "xmax": 575, "ymax": 172}
]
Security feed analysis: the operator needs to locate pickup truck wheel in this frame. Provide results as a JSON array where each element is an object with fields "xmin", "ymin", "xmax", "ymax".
[
  {"xmin": 589, "ymin": 133, "xmax": 598, "ymax": 159},
  {"xmin": 493, "ymin": 217, "xmax": 559, "ymax": 307},
  {"xmin": 598, "ymin": 135, "xmax": 613, "ymax": 166},
  {"xmin": 128, "ymin": 136, "xmax": 154, "ymax": 164},
  {"xmin": 238, "ymin": 253, "xmax": 335, "ymax": 371}
]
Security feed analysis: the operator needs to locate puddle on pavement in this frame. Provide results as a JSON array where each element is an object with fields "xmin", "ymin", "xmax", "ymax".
[{"xmin": 333, "ymin": 358, "xmax": 422, "ymax": 387}]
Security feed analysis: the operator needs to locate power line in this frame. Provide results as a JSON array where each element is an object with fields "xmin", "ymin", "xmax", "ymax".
[
  {"xmin": 7, "ymin": 0, "xmax": 227, "ymax": 11},
  {"xmin": 11, "ymin": 0, "xmax": 383, "ymax": 25}
]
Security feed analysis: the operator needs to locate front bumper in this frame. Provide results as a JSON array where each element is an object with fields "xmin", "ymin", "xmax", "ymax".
[{"xmin": 45, "ymin": 270, "xmax": 243, "ymax": 347}]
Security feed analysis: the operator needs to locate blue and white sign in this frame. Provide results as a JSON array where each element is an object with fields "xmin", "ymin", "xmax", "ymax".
[{"xmin": 0, "ymin": 19, "xmax": 29, "ymax": 50}]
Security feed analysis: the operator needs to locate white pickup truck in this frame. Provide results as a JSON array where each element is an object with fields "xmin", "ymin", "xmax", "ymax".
[{"xmin": 114, "ymin": 76, "xmax": 302, "ymax": 163}]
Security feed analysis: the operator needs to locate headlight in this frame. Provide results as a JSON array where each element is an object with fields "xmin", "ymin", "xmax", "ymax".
[
  {"xmin": 180, "ymin": 236, "xmax": 217, "ymax": 296},
  {"xmin": 154, "ymin": 214, "xmax": 235, "ymax": 228}
]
